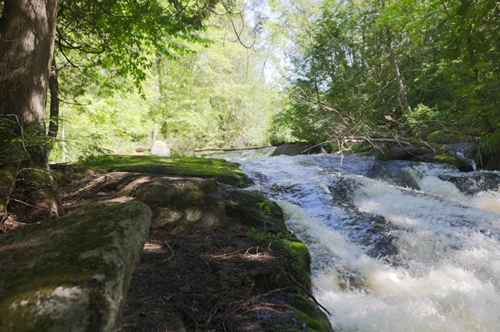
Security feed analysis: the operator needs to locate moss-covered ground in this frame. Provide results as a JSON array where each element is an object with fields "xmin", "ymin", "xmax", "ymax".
[{"xmin": 76, "ymin": 155, "xmax": 253, "ymax": 187}]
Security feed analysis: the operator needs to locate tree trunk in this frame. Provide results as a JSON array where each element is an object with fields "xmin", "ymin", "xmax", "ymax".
[
  {"xmin": 0, "ymin": 1, "xmax": 63, "ymax": 225},
  {"xmin": 0, "ymin": 0, "xmax": 58, "ymax": 168},
  {"xmin": 48, "ymin": 57, "xmax": 60, "ymax": 138},
  {"xmin": 380, "ymin": 0, "xmax": 411, "ymax": 114},
  {"xmin": 386, "ymin": 26, "xmax": 412, "ymax": 113}
]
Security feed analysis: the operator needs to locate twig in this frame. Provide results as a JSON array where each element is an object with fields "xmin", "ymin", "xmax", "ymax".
[
  {"xmin": 285, "ymin": 269, "xmax": 332, "ymax": 316},
  {"xmin": 206, "ymin": 307, "xmax": 218, "ymax": 326},
  {"xmin": 161, "ymin": 240, "xmax": 175, "ymax": 263}
]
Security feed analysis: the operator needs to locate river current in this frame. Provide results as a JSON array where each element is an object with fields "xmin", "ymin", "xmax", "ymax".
[{"xmin": 226, "ymin": 150, "xmax": 500, "ymax": 331}]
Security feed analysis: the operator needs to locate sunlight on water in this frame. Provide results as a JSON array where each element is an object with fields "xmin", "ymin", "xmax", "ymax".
[{"xmin": 240, "ymin": 153, "xmax": 500, "ymax": 331}]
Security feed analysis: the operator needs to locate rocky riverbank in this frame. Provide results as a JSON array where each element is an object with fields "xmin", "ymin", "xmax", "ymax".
[{"xmin": 0, "ymin": 155, "xmax": 332, "ymax": 331}]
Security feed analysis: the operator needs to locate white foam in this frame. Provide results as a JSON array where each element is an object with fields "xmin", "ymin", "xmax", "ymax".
[{"xmin": 241, "ymin": 155, "xmax": 500, "ymax": 331}]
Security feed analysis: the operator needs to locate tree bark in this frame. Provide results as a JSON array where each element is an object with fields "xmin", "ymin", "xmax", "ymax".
[
  {"xmin": 0, "ymin": 0, "xmax": 58, "ymax": 167},
  {"xmin": 48, "ymin": 57, "xmax": 60, "ymax": 138},
  {"xmin": 0, "ymin": 1, "xmax": 64, "ymax": 224}
]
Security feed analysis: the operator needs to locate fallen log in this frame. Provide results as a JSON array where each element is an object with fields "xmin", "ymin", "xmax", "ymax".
[{"xmin": 194, "ymin": 145, "xmax": 273, "ymax": 152}]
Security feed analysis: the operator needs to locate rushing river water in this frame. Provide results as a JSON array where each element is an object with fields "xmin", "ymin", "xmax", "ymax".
[{"xmin": 229, "ymin": 151, "xmax": 500, "ymax": 331}]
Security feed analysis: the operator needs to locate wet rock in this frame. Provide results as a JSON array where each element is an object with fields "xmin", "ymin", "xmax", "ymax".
[
  {"xmin": 375, "ymin": 143, "xmax": 474, "ymax": 171},
  {"xmin": 375, "ymin": 144, "xmax": 435, "ymax": 160},
  {"xmin": 447, "ymin": 142, "xmax": 478, "ymax": 161},
  {"xmin": 437, "ymin": 172, "xmax": 500, "ymax": 195}
]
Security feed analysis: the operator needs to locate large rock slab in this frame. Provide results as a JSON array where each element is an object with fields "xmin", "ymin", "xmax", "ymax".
[{"xmin": 0, "ymin": 200, "xmax": 152, "ymax": 332}]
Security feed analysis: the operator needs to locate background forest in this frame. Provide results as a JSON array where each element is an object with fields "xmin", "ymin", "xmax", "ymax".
[
  {"xmin": 21, "ymin": 0, "xmax": 498, "ymax": 164},
  {"xmin": 49, "ymin": 4, "xmax": 283, "ymax": 161}
]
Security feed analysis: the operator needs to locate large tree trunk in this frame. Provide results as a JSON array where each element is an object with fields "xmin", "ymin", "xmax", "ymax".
[
  {"xmin": 0, "ymin": 1, "xmax": 63, "ymax": 226},
  {"xmin": 0, "ymin": 0, "xmax": 58, "ymax": 168}
]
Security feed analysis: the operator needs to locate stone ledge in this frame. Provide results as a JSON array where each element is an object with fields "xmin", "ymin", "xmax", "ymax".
[{"xmin": 0, "ymin": 199, "xmax": 152, "ymax": 332}]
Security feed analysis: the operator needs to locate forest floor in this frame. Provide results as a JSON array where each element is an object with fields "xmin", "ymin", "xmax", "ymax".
[{"xmin": 1, "ymin": 159, "xmax": 331, "ymax": 331}]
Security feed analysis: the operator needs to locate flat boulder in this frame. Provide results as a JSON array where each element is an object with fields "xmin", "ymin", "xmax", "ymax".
[{"xmin": 0, "ymin": 199, "xmax": 152, "ymax": 332}]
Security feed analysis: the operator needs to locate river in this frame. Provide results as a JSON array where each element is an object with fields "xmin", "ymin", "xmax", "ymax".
[{"xmin": 225, "ymin": 150, "xmax": 500, "ymax": 331}]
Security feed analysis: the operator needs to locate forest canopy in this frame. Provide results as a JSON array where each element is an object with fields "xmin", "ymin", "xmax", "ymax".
[{"xmin": 1, "ymin": 0, "xmax": 499, "ymax": 163}]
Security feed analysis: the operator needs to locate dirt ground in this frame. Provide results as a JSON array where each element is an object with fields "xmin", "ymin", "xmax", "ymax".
[
  {"xmin": 120, "ymin": 223, "xmax": 297, "ymax": 331},
  {"xmin": 1, "ymin": 166, "xmax": 331, "ymax": 331}
]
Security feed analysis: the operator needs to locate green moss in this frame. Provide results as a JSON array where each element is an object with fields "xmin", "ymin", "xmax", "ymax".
[
  {"xmin": 264, "ymin": 292, "xmax": 332, "ymax": 332},
  {"xmin": 350, "ymin": 143, "xmax": 373, "ymax": 153},
  {"xmin": 1, "ymin": 204, "xmax": 120, "ymax": 303},
  {"xmin": 0, "ymin": 164, "xmax": 16, "ymax": 184},
  {"xmin": 224, "ymin": 189, "xmax": 286, "ymax": 229},
  {"xmin": 268, "ymin": 324, "xmax": 302, "ymax": 332},
  {"xmin": 279, "ymin": 237, "xmax": 312, "ymax": 288},
  {"xmin": 72, "ymin": 155, "xmax": 252, "ymax": 187},
  {"xmin": 0, "ymin": 201, "xmax": 151, "ymax": 331},
  {"xmin": 433, "ymin": 153, "xmax": 473, "ymax": 171},
  {"xmin": 241, "ymin": 202, "xmax": 331, "ymax": 331},
  {"xmin": 295, "ymin": 312, "xmax": 330, "ymax": 332},
  {"xmin": 268, "ymin": 312, "xmax": 330, "ymax": 331}
]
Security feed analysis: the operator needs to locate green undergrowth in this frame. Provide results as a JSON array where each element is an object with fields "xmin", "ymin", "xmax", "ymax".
[{"xmin": 72, "ymin": 155, "xmax": 253, "ymax": 187}]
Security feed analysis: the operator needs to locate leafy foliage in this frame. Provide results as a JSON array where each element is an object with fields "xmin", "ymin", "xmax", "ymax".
[
  {"xmin": 272, "ymin": 0, "xmax": 500, "ymax": 153},
  {"xmin": 55, "ymin": 0, "xmax": 220, "ymax": 89},
  {"xmin": 51, "ymin": 9, "xmax": 280, "ymax": 162}
]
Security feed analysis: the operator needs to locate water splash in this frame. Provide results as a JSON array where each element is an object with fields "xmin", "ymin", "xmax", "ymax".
[{"xmin": 239, "ymin": 153, "xmax": 500, "ymax": 331}]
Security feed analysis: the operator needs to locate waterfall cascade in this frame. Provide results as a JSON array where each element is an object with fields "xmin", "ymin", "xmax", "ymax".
[{"xmin": 233, "ymin": 152, "xmax": 500, "ymax": 332}]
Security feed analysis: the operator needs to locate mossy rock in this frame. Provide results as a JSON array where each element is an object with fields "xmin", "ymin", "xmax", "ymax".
[
  {"xmin": 212, "ymin": 187, "xmax": 330, "ymax": 331},
  {"xmin": 1, "ymin": 165, "xmax": 64, "ymax": 223},
  {"xmin": 75, "ymin": 155, "xmax": 253, "ymax": 187},
  {"xmin": 375, "ymin": 143, "xmax": 436, "ymax": 161},
  {"xmin": 425, "ymin": 152, "xmax": 473, "ymax": 172},
  {"xmin": 48, "ymin": 155, "xmax": 331, "ymax": 331},
  {"xmin": 0, "ymin": 200, "xmax": 152, "ymax": 331},
  {"xmin": 278, "ymin": 236, "xmax": 312, "ymax": 288},
  {"xmin": 375, "ymin": 143, "xmax": 474, "ymax": 171},
  {"xmin": 273, "ymin": 293, "xmax": 331, "ymax": 332},
  {"xmin": 217, "ymin": 186, "xmax": 286, "ymax": 230}
]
